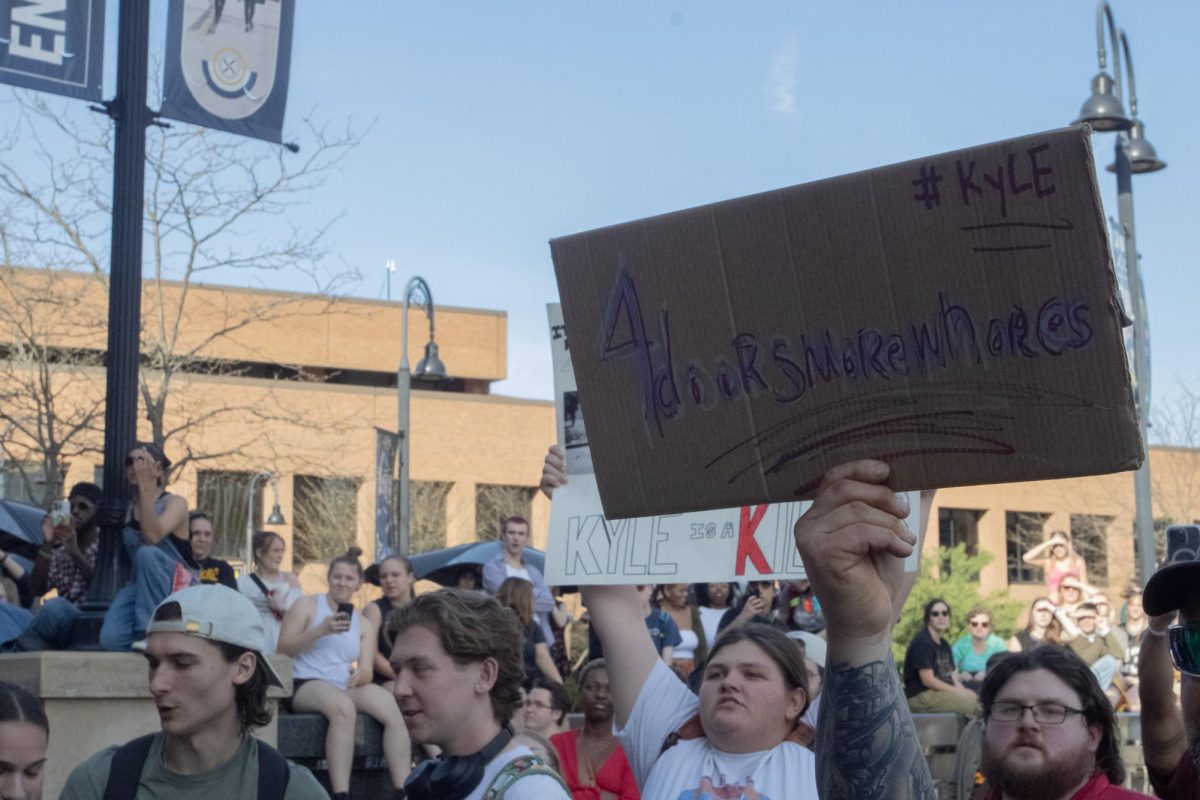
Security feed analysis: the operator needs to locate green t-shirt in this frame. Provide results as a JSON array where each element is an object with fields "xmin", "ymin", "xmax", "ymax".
[{"xmin": 60, "ymin": 733, "xmax": 328, "ymax": 800}]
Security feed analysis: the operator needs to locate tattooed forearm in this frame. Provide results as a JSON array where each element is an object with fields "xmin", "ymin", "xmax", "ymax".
[{"xmin": 816, "ymin": 654, "xmax": 933, "ymax": 800}]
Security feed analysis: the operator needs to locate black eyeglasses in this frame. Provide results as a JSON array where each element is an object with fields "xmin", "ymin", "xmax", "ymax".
[
  {"xmin": 987, "ymin": 701, "xmax": 1084, "ymax": 725},
  {"xmin": 929, "ymin": 609, "xmax": 949, "ymax": 618}
]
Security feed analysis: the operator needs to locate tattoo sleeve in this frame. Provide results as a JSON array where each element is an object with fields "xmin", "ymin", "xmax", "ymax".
[{"xmin": 816, "ymin": 653, "xmax": 934, "ymax": 800}]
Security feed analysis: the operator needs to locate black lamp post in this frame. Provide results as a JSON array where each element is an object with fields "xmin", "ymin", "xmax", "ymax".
[{"xmin": 71, "ymin": 1, "xmax": 154, "ymax": 646}]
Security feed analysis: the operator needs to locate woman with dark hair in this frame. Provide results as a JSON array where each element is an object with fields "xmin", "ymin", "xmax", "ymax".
[
  {"xmin": 692, "ymin": 583, "xmax": 732, "ymax": 660},
  {"xmin": 0, "ymin": 681, "xmax": 48, "ymax": 800},
  {"xmin": 99, "ymin": 443, "xmax": 193, "ymax": 651},
  {"xmin": 237, "ymin": 530, "xmax": 302, "ymax": 653},
  {"xmin": 497, "ymin": 577, "xmax": 563, "ymax": 685},
  {"xmin": 656, "ymin": 584, "xmax": 702, "ymax": 679},
  {"xmin": 362, "ymin": 554, "xmax": 415, "ymax": 691},
  {"xmin": 277, "ymin": 548, "xmax": 411, "ymax": 799},
  {"xmin": 551, "ymin": 659, "xmax": 640, "ymax": 800},
  {"xmin": 903, "ymin": 598, "xmax": 978, "ymax": 716}
]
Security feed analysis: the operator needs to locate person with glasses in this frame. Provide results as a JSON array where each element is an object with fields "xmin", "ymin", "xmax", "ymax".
[
  {"xmin": 976, "ymin": 646, "xmax": 1152, "ymax": 799},
  {"xmin": 904, "ymin": 598, "xmax": 978, "ymax": 716},
  {"xmin": 1138, "ymin": 545, "xmax": 1200, "ymax": 800},
  {"xmin": 5, "ymin": 483, "xmax": 102, "ymax": 650},
  {"xmin": 952, "ymin": 607, "xmax": 1008, "ymax": 690},
  {"xmin": 524, "ymin": 677, "xmax": 570, "ymax": 738},
  {"xmin": 99, "ymin": 443, "xmax": 197, "ymax": 651}
]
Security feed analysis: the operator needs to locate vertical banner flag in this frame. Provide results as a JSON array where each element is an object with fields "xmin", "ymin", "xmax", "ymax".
[
  {"xmin": 375, "ymin": 428, "xmax": 401, "ymax": 562},
  {"xmin": 0, "ymin": 0, "xmax": 105, "ymax": 100},
  {"xmin": 544, "ymin": 303, "xmax": 923, "ymax": 585},
  {"xmin": 161, "ymin": 0, "xmax": 294, "ymax": 143}
]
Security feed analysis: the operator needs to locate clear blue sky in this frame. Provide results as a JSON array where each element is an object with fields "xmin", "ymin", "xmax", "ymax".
[{"xmin": 110, "ymin": 2, "xmax": 1200, "ymax": 423}]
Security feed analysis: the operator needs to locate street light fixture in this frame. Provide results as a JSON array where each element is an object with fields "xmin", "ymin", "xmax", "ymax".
[
  {"xmin": 1103, "ymin": 33, "xmax": 1167, "ymax": 175},
  {"xmin": 245, "ymin": 471, "xmax": 285, "ymax": 568},
  {"xmin": 396, "ymin": 276, "xmax": 447, "ymax": 556},
  {"xmin": 1072, "ymin": 2, "xmax": 1132, "ymax": 132},
  {"xmin": 1072, "ymin": 1, "xmax": 1167, "ymax": 583}
]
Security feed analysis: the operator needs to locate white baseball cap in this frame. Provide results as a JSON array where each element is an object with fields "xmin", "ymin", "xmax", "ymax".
[{"xmin": 137, "ymin": 584, "xmax": 284, "ymax": 687}]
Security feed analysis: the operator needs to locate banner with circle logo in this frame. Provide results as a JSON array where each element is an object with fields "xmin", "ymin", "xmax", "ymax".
[{"xmin": 161, "ymin": 0, "xmax": 294, "ymax": 143}]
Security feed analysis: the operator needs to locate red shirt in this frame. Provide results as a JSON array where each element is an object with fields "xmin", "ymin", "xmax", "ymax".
[{"xmin": 984, "ymin": 771, "xmax": 1153, "ymax": 800}]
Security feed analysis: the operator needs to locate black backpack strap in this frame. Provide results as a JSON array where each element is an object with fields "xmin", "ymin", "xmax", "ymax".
[
  {"xmin": 255, "ymin": 739, "xmax": 290, "ymax": 800},
  {"xmin": 102, "ymin": 734, "xmax": 157, "ymax": 800}
]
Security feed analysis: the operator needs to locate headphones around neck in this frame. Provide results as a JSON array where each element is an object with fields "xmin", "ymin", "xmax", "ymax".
[{"xmin": 403, "ymin": 724, "xmax": 514, "ymax": 800}]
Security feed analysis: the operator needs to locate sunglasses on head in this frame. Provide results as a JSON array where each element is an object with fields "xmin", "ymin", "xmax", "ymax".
[{"xmin": 1168, "ymin": 625, "xmax": 1200, "ymax": 678}]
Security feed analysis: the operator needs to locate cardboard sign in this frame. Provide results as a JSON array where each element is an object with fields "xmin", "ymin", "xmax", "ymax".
[
  {"xmin": 551, "ymin": 127, "xmax": 1142, "ymax": 520},
  {"xmin": 545, "ymin": 304, "xmax": 920, "ymax": 585}
]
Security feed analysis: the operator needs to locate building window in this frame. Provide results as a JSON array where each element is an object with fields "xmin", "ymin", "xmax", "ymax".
[
  {"xmin": 0, "ymin": 460, "xmax": 43, "ymax": 505},
  {"xmin": 1071, "ymin": 514, "xmax": 1112, "ymax": 583},
  {"xmin": 1007, "ymin": 511, "xmax": 1050, "ymax": 585},
  {"xmin": 938, "ymin": 508, "xmax": 983, "ymax": 556},
  {"xmin": 195, "ymin": 470, "xmax": 262, "ymax": 561},
  {"xmin": 293, "ymin": 475, "xmax": 360, "ymax": 565},
  {"xmin": 394, "ymin": 480, "xmax": 453, "ymax": 555},
  {"xmin": 475, "ymin": 483, "xmax": 536, "ymax": 541}
]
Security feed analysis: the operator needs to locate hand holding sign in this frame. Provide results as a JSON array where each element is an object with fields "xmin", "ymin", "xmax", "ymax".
[{"xmin": 794, "ymin": 460, "xmax": 914, "ymax": 667}]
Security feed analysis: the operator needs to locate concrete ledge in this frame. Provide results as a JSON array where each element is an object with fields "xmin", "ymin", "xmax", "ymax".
[{"xmin": 277, "ymin": 712, "xmax": 384, "ymax": 759}]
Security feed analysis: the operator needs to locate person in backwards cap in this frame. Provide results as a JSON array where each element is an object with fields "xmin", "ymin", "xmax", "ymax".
[
  {"xmin": 1139, "ymin": 537, "xmax": 1200, "ymax": 800},
  {"xmin": 61, "ymin": 584, "xmax": 327, "ymax": 800}
]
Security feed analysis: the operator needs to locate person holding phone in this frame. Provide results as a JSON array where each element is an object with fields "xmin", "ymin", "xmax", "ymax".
[{"xmin": 277, "ymin": 547, "xmax": 412, "ymax": 800}]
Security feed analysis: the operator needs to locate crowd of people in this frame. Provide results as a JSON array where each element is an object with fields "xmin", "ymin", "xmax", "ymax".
[
  {"xmin": 1, "ymin": 443, "xmax": 1199, "ymax": 800},
  {"xmin": 902, "ymin": 536, "xmax": 1150, "ymax": 724}
]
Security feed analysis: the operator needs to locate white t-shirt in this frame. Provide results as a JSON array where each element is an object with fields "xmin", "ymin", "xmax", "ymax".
[
  {"xmin": 237, "ymin": 572, "xmax": 301, "ymax": 653},
  {"xmin": 676, "ymin": 628, "xmax": 699, "ymax": 660},
  {"xmin": 505, "ymin": 564, "xmax": 532, "ymax": 582},
  {"xmin": 698, "ymin": 606, "xmax": 725, "ymax": 651},
  {"xmin": 465, "ymin": 744, "xmax": 570, "ymax": 800},
  {"xmin": 618, "ymin": 659, "xmax": 817, "ymax": 799}
]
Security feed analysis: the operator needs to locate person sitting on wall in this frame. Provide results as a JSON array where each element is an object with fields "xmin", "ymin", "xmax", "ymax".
[
  {"xmin": 237, "ymin": 530, "xmax": 302, "ymax": 654},
  {"xmin": 188, "ymin": 511, "xmax": 236, "ymax": 590},
  {"xmin": 952, "ymin": 606, "xmax": 1009, "ymax": 690},
  {"xmin": 904, "ymin": 598, "xmax": 979, "ymax": 717},
  {"xmin": 99, "ymin": 443, "xmax": 195, "ymax": 652},
  {"xmin": 10, "ymin": 482, "xmax": 101, "ymax": 650}
]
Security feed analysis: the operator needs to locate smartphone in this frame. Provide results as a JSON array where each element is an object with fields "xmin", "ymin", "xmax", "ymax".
[
  {"xmin": 1165, "ymin": 525, "xmax": 1200, "ymax": 565},
  {"xmin": 336, "ymin": 602, "xmax": 354, "ymax": 617},
  {"xmin": 49, "ymin": 499, "xmax": 71, "ymax": 529}
]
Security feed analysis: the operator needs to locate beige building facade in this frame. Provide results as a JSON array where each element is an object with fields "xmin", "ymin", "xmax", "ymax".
[{"xmin": 0, "ymin": 268, "xmax": 555, "ymax": 570}]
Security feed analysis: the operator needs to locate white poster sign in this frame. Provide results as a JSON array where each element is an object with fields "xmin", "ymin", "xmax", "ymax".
[{"xmin": 545, "ymin": 304, "xmax": 921, "ymax": 585}]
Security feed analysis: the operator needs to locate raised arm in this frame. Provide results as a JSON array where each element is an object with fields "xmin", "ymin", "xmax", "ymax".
[
  {"xmin": 793, "ymin": 460, "xmax": 934, "ymax": 800},
  {"xmin": 580, "ymin": 584, "xmax": 659, "ymax": 729},
  {"xmin": 1138, "ymin": 613, "xmax": 1187, "ymax": 782}
]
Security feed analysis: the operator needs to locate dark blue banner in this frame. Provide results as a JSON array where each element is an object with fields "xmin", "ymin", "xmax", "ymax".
[
  {"xmin": 0, "ymin": 0, "xmax": 105, "ymax": 101},
  {"xmin": 160, "ymin": 0, "xmax": 294, "ymax": 144}
]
